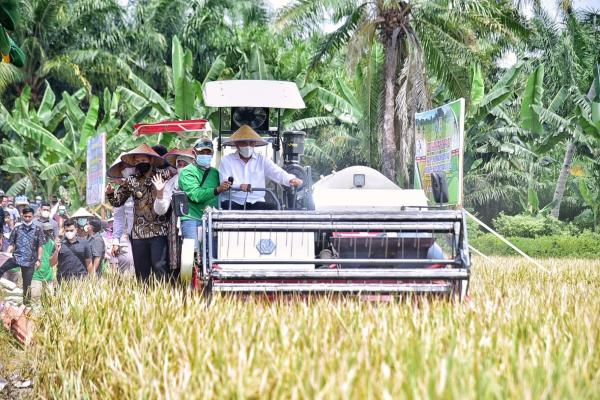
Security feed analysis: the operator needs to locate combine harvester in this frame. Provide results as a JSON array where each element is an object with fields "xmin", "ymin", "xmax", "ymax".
[
  {"xmin": 187, "ymin": 80, "xmax": 469, "ymax": 299},
  {"xmin": 136, "ymin": 80, "xmax": 471, "ymax": 299}
]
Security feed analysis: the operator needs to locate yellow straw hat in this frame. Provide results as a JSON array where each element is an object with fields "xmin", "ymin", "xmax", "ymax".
[
  {"xmin": 164, "ymin": 148, "xmax": 194, "ymax": 167},
  {"xmin": 223, "ymin": 125, "xmax": 268, "ymax": 146},
  {"xmin": 107, "ymin": 152, "xmax": 131, "ymax": 178},
  {"xmin": 120, "ymin": 144, "xmax": 164, "ymax": 167}
]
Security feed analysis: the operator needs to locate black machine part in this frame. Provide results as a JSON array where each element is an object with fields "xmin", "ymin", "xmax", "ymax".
[
  {"xmin": 430, "ymin": 172, "xmax": 449, "ymax": 204},
  {"xmin": 172, "ymin": 191, "xmax": 189, "ymax": 217},
  {"xmin": 283, "ymin": 164, "xmax": 307, "ymax": 189},
  {"xmin": 282, "ymin": 130, "xmax": 306, "ymax": 164},
  {"xmin": 282, "ymin": 164, "xmax": 315, "ymax": 211},
  {"xmin": 231, "ymin": 107, "xmax": 269, "ymax": 132}
]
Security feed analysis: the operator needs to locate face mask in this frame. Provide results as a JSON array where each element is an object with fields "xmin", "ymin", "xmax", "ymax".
[
  {"xmin": 136, "ymin": 162, "xmax": 151, "ymax": 174},
  {"xmin": 78, "ymin": 218, "xmax": 87, "ymax": 227},
  {"xmin": 122, "ymin": 167, "xmax": 136, "ymax": 178},
  {"xmin": 41, "ymin": 211, "xmax": 50, "ymax": 219},
  {"xmin": 58, "ymin": 209, "xmax": 65, "ymax": 215},
  {"xmin": 22, "ymin": 221, "xmax": 33, "ymax": 226},
  {"xmin": 65, "ymin": 231, "xmax": 76, "ymax": 240},
  {"xmin": 83, "ymin": 225, "xmax": 90, "ymax": 233},
  {"xmin": 195, "ymin": 155, "xmax": 212, "ymax": 168},
  {"xmin": 238, "ymin": 146, "xmax": 254, "ymax": 158}
]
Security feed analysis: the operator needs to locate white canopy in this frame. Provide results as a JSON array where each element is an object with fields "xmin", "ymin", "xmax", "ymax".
[{"xmin": 203, "ymin": 80, "xmax": 306, "ymax": 109}]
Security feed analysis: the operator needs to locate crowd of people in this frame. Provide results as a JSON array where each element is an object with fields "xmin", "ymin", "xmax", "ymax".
[{"xmin": 0, "ymin": 125, "xmax": 303, "ymax": 304}]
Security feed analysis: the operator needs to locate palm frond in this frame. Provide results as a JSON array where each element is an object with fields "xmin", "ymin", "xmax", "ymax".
[
  {"xmin": 6, "ymin": 176, "xmax": 31, "ymax": 196},
  {"xmin": 287, "ymin": 116, "xmax": 337, "ymax": 130},
  {"xmin": 310, "ymin": 4, "xmax": 368, "ymax": 69}
]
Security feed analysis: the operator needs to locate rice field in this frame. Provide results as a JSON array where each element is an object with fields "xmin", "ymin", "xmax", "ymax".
[{"xmin": 3, "ymin": 257, "xmax": 600, "ymax": 399}]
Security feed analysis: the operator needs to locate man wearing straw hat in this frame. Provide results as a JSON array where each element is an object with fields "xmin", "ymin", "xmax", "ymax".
[
  {"xmin": 71, "ymin": 207, "xmax": 95, "ymax": 239},
  {"xmin": 218, "ymin": 125, "xmax": 303, "ymax": 210},
  {"xmin": 105, "ymin": 144, "xmax": 169, "ymax": 282}
]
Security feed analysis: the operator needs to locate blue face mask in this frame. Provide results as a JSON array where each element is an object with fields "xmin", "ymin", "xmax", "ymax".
[
  {"xmin": 196, "ymin": 155, "xmax": 212, "ymax": 168},
  {"xmin": 77, "ymin": 218, "xmax": 87, "ymax": 227}
]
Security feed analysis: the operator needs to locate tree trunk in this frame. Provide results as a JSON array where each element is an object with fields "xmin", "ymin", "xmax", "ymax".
[
  {"xmin": 380, "ymin": 28, "xmax": 401, "ymax": 181},
  {"xmin": 550, "ymin": 140, "xmax": 576, "ymax": 218}
]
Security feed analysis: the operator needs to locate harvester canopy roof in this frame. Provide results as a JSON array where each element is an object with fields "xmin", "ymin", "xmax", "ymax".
[{"xmin": 203, "ymin": 80, "xmax": 306, "ymax": 109}]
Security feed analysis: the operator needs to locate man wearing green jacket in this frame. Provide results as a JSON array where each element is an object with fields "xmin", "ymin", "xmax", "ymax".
[
  {"xmin": 31, "ymin": 222, "xmax": 56, "ymax": 302},
  {"xmin": 178, "ymin": 137, "xmax": 232, "ymax": 243}
]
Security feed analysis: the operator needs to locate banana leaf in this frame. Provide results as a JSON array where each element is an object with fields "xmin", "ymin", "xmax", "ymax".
[{"xmin": 520, "ymin": 64, "xmax": 544, "ymax": 135}]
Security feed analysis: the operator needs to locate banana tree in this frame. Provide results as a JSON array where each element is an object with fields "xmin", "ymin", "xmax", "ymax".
[
  {"xmin": 0, "ymin": 82, "xmax": 81, "ymax": 197},
  {"xmin": 0, "ymin": 81, "xmax": 147, "ymax": 208},
  {"xmin": 288, "ymin": 70, "xmax": 382, "ymax": 174},
  {"xmin": 465, "ymin": 63, "xmax": 547, "ymax": 210},
  {"xmin": 113, "ymin": 35, "xmax": 226, "ymax": 153},
  {"xmin": 533, "ymin": 63, "xmax": 600, "ymax": 218}
]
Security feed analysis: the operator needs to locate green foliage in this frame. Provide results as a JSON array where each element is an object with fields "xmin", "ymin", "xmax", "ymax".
[
  {"xmin": 0, "ymin": 0, "xmax": 24, "ymax": 67},
  {"xmin": 492, "ymin": 213, "xmax": 565, "ymax": 238},
  {"xmin": 0, "ymin": 80, "xmax": 145, "ymax": 208},
  {"xmin": 471, "ymin": 232, "xmax": 600, "ymax": 258},
  {"xmin": 520, "ymin": 64, "xmax": 544, "ymax": 135},
  {"xmin": 573, "ymin": 209, "xmax": 595, "ymax": 231},
  {"xmin": 578, "ymin": 178, "xmax": 600, "ymax": 229}
]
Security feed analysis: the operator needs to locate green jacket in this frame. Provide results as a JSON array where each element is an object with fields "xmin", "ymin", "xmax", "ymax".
[
  {"xmin": 33, "ymin": 238, "xmax": 54, "ymax": 282},
  {"xmin": 178, "ymin": 164, "xmax": 220, "ymax": 221}
]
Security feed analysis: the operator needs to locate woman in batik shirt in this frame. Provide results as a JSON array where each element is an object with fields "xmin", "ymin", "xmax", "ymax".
[{"xmin": 106, "ymin": 144, "xmax": 169, "ymax": 282}]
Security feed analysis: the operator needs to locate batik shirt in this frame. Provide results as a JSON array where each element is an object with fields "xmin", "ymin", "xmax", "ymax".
[
  {"xmin": 107, "ymin": 173, "xmax": 169, "ymax": 239},
  {"xmin": 8, "ymin": 223, "xmax": 45, "ymax": 267}
]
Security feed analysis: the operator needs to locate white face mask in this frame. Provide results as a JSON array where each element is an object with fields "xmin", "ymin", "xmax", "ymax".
[
  {"xmin": 122, "ymin": 167, "xmax": 136, "ymax": 178},
  {"xmin": 41, "ymin": 210, "xmax": 50, "ymax": 219},
  {"xmin": 65, "ymin": 231, "xmax": 76, "ymax": 240},
  {"xmin": 83, "ymin": 225, "xmax": 90, "ymax": 233},
  {"xmin": 22, "ymin": 221, "xmax": 33, "ymax": 226},
  {"xmin": 238, "ymin": 146, "xmax": 254, "ymax": 158}
]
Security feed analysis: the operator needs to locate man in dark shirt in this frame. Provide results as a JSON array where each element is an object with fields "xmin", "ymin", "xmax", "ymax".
[
  {"xmin": 0, "ymin": 207, "xmax": 44, "ymax": 304},
  {"xmin": 86, "ymin": 218, "xmax": 105, "ymax": 276},
  {"xmin": 50, "ymin": 219, "xmax": 92, "ymax": 283}
]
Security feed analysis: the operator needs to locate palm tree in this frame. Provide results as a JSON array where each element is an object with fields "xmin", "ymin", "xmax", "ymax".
[
  {"xmin": 277, "ymin": 0, "xmax": 527, "ymax": 184},
  {"xmin": 289, "ymin": 46, "xmax": 383, "ymax": 174},
  {"xmin": 0, "ymin": 0, "xmax": 131, "ymax": 100}
]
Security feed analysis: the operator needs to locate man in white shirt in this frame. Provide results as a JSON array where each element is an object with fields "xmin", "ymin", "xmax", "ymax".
[
  {"xmin": 218, "ymin": 125, "xmax": 303, "ymax": 210},
  {"xmin": 106, "ymin": 153, "xmax": 135, "ymax": 272}
]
